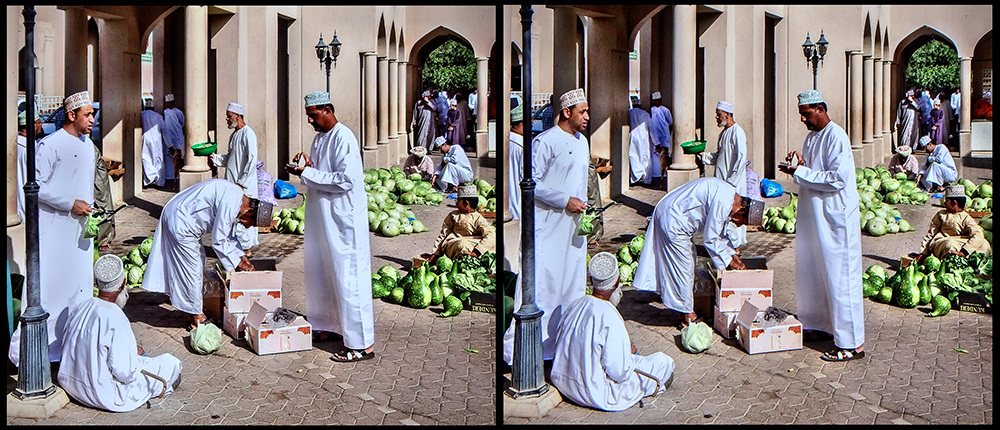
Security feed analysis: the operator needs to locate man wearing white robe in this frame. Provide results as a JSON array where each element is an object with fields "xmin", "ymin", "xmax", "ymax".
[
  {"xmin": 503, "ymin": 88, "xmax": 590, "ymax": 365},
  {"xmin": 894, "ymin": 90, "xmax": 921, "ymax": 151},
  {"xmin": 140, "ymin": 101, "xmax": 166, "ymax": 188},
  {"xmin": 628, "ymin": 106, "xmax": 652, "ymax": 185},
  {"xmin": 141, "ymin": 179, "xmax": 264, "ymax": 329},
  {"xmin": 211, "ymin": 103, "xmax": 260, "ymax": 254},
  {"xmin": 287, "ymin": 91, "xmax": 374, "ymax": 362},
  {"xmin": 435, "ymin": 137, "xmax": 474, "ymax": 193},
  {"xmin": 505, "ymin": 105, "xmax": 525, "ymax": 274},
  {"xmin": 16, "ymin": 109, "xmax": 43, "ymax": 220},
  {"xmin": 551, "ymin": 252, "xmax": 675, "ymax": 412},
  {"xmin": 59, "ymin": 255, "xmax": 182, "ymax": 413},
  {"xmin": 779, "ymin": 90, "xmax": 865, "ymax": 362},
  {"xmin": 162, "ymin": 94, "xmax": 185, "ymax": 182},
  {"xmin": 9, "ymin": 92, "xmax": 97, "ymax": 367},
  {"xmin": 648, "ymin": 92, "xmax": 673, "ymax": 181},
  {"xmin": 632, "ymin": 177, "xmax": 760, "ymax": 325},
  {"xmin": 915, "ymin": 136, "xmax": 957, "ymax": 193},
  {"xmin": 700, "ymin": 101, "xmax": 749, "ymax": 249}
]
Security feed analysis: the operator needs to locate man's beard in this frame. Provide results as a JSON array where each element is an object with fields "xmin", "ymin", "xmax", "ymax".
[
  {"xmin": 717, "ymin": 119, "xmax": 726, "ymax": 128},
  {"xmin": 227, "ymin": 121, "xmax": 236, "ymax": 130},
  {"xmin": 115, "ymin": 287, "xmax": 129, "ymax": 309}
]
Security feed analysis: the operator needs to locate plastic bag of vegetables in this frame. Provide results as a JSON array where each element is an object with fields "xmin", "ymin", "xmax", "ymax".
[
  {"xmin": 83, "ymin": 214, "xmax": 101, "ymax": 239},
  {"xmin": 190, "ymin": 322, "xmax": 223, "ymax": 355},
  {"xmin": 576, "ymin": 212, "xmax": 598, "ymax": 236},
  {"xmin": 680, "ymin": 321, "xmax": 713, "ymax": 353}
]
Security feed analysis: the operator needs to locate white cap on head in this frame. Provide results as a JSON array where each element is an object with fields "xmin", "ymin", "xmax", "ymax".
[
  {"xmin": 897, "ymin": 145, "xmax": 912, "ymax": 157},
  {"xmin": 797, "ymin": 90, "xmax": 824, "ymax": 106},
  {"xmin": 227, "ymin": 102, "xmax": 245, "ymax": 116},
  {"xmin": 651, "ymin": 91, "xmax": 662, "ymax": 100},
  {"xmin": 919, "ymin": 135, "xmax": 931, "ymax": 146},
  {"xmin": 560, "ymin": 88, "xmax": 587, "ymax": 111},
  {"xmin": 65, "ymin": 91, "xmax": 93, "ymax": 111},
  {"xmin": 716, "ymin": 101, "xmax": 735, "ymax": 114},
  {"xmin": 434, "ymin": 136, "xmax": 447, "ymax": 147},
  {"xmin": 94, "ymin": 254, "xmax": 126, "ymax": 293},
  {"xmin": 304, "ymin": 91, "xmax": 331, "ymax": 108},
  {"xmin": 588, "ymin": 252, "xmax": 619, "ymax": 291},
  {"xmin": 411, "ymin": 146, "xmax": 427, "ymax": 157},
  {"xmin": 165, "ymin": 93, "xmax": 175, "ymax": 102},
  {"xmin": 458, "ymin": 185, "xmax": 479, "ymax": 198}
]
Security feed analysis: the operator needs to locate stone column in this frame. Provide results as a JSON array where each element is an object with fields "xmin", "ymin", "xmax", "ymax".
[
  {"xmin": 873, "ymin": 57, "xmax": 883, "ymax": 157},
  {"xmin": 882, "ymin": 60, "xmax": 892, "ymax": 146},
  {"xmin": 362, "ymin": 52, "xmax": 378, "ymax": 169},
  {"xmin": 179, "ymin": 5, "xmax": 212, "ymax": 191},
  {"xmin": 388, "ymin": 58, "xmax": 399, "ymax": 163},
  {"xmin": 551, "ymin": 6, "xmax": 578, "ymax": 99},
  {"xmin": 862, "ymin": 54, "xmax": 874, "ymax": 164},
  {"xmin": 958, "ymin": 57, "xmax": 972, "ymax": 158},
  {"xmin": 666, "ymin": 5, "xmax": 699, "ymax": 191},
  {"xmin": 376, "ymin": 55, "xmax": 390, "ymax": 167},
  {"xmin": 476, "ymin": 56, "xmax": 490, "ymax": 158},
  {"xmin": 63, "ymin": 7, "xmax": 88, "ymax": 94},
  {"xmin": 848, "ymin": 51, "xmax": 863, "ymax": 165},
  {"xmin": 397, "ymin": 61, "xmax": 408, "ymax": 150}
]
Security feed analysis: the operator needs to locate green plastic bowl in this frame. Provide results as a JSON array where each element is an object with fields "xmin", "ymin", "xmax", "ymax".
[
  {"xmin": 192, "ymin": 142, "xmax": 217, "ymax": 156},
  {"xmin": 681, "ymin": 140, "xmax": 707, "ymax": 154}
]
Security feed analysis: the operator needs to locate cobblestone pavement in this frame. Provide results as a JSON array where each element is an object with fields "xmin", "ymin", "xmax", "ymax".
[
  {"xmin": 8, "ymin": 154, "xmax": 498, "ymax": 425},
  {"xmin": 503, "ymin": 154, "xmax": 992, "ymax": 425}
]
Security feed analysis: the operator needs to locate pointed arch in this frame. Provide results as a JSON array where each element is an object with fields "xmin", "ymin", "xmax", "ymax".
[
  {"xmin": 377, "ymin": 14, "xmax": 387, "ymax": 57},
  {"xmin": 862, "ymin": 13, "xmax": 873, "ymax": 56}
]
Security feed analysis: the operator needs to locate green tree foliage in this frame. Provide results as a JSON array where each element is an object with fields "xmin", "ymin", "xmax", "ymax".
[
  {"xmin": 905, "ymin": 40, "xmax": 959, "ymax": 92},
  {"xmin": 422, "ymin": 40, "xmax": 477, "ymax": 93}
]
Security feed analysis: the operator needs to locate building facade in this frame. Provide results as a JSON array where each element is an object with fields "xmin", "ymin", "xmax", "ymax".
[
  {"xmin": 501, "ymin": 5, "xmax": 992, "ymax": 207},
  {"xmin": 7, "ymin": 5, "xmax": 496, "ymax": 273}
]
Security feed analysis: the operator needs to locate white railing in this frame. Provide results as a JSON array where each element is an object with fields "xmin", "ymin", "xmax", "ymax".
[
  {"xmin": 510, "ymin": 91, "xmax": 553, "ymax": 112},
  {"xmin": 18, "ymin": 93, "xmax": 63, "ymax": 114}
]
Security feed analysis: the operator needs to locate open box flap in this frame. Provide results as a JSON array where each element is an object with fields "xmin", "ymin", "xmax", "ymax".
[
  {"xmin": 247, "ymin": 301, "xmax": 269, "ymax": 327},
  {"xmin": 735, "ymin": 300, "xmax": 760, "ymax": 327}
]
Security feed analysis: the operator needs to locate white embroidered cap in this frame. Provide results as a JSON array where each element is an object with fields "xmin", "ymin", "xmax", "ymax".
[
  {"xmin": 94, "ymin": 254, "xmax": 126, "ymax": 293},
  {"xmin": 716, "ymin": 101, "xmax": 735, "ymax": 114},
  {"xmin": 165, "ymin": 93, "xmax": 175, "ymax": 102},
  {"xmin": 227, "ymin": 102, "xmax": 245, "ymax": 116},
  {"xmin": 588, "ymin": 252, "xmax": 619, "ymax": 291},
  {"xmin": 64, "ymin": 91, "xmax": 92, "ymax": 111},
  {"xmin": 304, "ymin": 91, "xmax": 331, "ymax": 107},
  {"xmin": 651, "ymin": 91, "xmax": 662, "ymax": 100},
  {"xmin": 797, "ymin": 90, "xmax": 824, "ymax": 106},
  {"xmin": 560, "ymin": 88, "xmax": 587, "ymax": 111}
]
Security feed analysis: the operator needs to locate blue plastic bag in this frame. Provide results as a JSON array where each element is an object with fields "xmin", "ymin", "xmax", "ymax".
[
  {"xmin": 274, "ymin": 179, "xmax": 298, "ymax": 199},
  {"xmin": 760, "ymin": 178, "xmax": 783, "ymax": 198}
]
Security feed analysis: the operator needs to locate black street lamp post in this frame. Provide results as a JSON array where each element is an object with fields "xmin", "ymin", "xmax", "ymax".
[
  {"xmin": 506, "ymin": 4, "xmax": 549, "ymax": 400},
  {"xmin": 802, "ymin": 30, "xmax": 829, "ymax": 90},
  {"xmin": 315, "ymin": 32, "xmax": 342, "ymax": 94}
]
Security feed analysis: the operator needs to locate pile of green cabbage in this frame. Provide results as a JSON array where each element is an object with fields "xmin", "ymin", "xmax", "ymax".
[
  {"xmin": 855, "ymin": 166, "xmax": 931, "ymax": 206},
  {"xmin": 952, "ymin": 178, "xmax": 993, "ymax": 213},
  {"xmin": 364, "ymin": 167, "xmax": 445, "ymax": 207},
  {"xmin": 272, "ymin": 194, "xmax": 306, "ymax": 235},
  {"xmin": 113, "ymin": 237, "xmax": 153, "ymax": 294},
  {"xmin": 611, "ymin": 235, "xmax": 645, "ymax": 286},
  {"xmin": 761, "ymin": 193, "xmax": 798, "ymax": 234}
]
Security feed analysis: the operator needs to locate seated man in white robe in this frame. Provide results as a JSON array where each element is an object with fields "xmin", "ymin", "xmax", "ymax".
[
  {"xmin": 58, "ymin": 255, "xmax": 182, "ymax": 413},
  {"xmin": 632, "ymin": 177, "xmax": 764, "ymax": 326},
  {"xmin": 434, "ymin": 136, "xmax": 474, "ymax": 194},
  {"xmin": 915, "ymin": 135, "xmax": 957, "ymax": 193},
  {"xmin": 550, "ymin": 252, "xmax": 676, "ymax": 412},
  {"xmin": 141, "ymin": 179, "xmax": 272, "ymax": 330}
]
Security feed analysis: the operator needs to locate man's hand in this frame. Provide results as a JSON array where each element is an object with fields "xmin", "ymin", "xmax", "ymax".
[
  {"xmin": 137, "ymin": 345, "xmax": 145, "ymax": 356},
  {"xmin": 285, "ymin": 152, "xmax": 312, "ymax": 176},
  {"xmin": 727, "ymin": 254, "xmax": 747, "ymax": 271},
  {"xmin": 462, "ymin": 250, "xmax": 478, "ymax": 258},
  {"xmin": 631, "ymin": 343, "xmax": 638, "ymax": 355},
  {"xmin": 72, "ymin": 200, "xmax": 93, "ymax": 217},
  {"xmin": 566, "ymin": 197, "xmax": 586, "ymax": 214},
  {"xmin": 236, "ymin": 256, "xmax": 256, "ymax": 272}
]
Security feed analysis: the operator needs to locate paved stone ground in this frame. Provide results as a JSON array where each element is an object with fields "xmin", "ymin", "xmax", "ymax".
[
  {"xmin": 7, "ymin": 153, "xmax": 497, "ymax": 425},
  {"xmin": 503, "ymin": 153, "xmax": 992, "ymax": 425}
]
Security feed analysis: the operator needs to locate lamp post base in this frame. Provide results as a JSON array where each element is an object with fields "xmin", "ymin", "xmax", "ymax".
[
  {"xmin": 502, "ymin": 379, "xmax": 562, "ymax": 419},
  {"xmin": 7, "ymin": 387, "xmax": 70, "ymax": 419}
]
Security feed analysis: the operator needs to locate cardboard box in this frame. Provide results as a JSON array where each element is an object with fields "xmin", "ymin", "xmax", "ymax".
[
  {"xmin": 244, "ymin": 302, "xmax": 313, "ymax": 355},
  {"xmin": 715, "ymin": 268, "xmax": 773, "ymax": 312},
  {"xmin": 223, "ymin": 306, "xmax": 248, "ymax": 340},
  {"xmin": 735, "ymin": 301, "xmax": 803, "ymax": 354},
  {"xmin": 713, "ymin": 305, "xmax": 739, "ymax": 339},
  {"xmin": 226, "ymin": 270, "xmax": 283, "ymax": 314},
  {"xmin": 460, "ymin": 291, "xmax": 496, "ymax": 314},
  {"xmin": 952, "ymin": 290, "xmax": 992, "ymax": 314}
]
